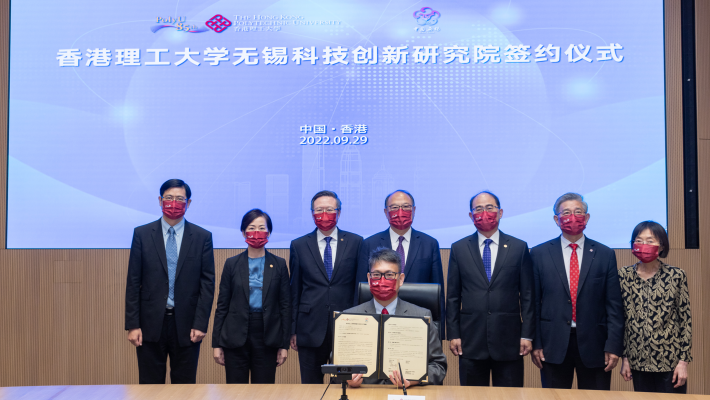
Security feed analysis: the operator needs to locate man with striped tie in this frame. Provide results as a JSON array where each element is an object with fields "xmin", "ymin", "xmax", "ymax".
[
  {"xmin": 289, "ymin": 190, "xmax": 363, "ymax": 384},
  {"xmin": 446, "ymin": 191, "xmax": 534, "ymax": 387},
  {"xmin": 125, "ymin": 179, "xmax": 215, "ymax": 384}
]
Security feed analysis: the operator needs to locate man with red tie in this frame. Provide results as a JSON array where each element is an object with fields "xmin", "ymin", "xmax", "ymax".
[{"xmin": 530, "ymin": 192, "xmax": 624, "ymax": 390}]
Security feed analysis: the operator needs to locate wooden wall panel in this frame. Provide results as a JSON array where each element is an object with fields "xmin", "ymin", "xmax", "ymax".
[{"xmin": 1, "ymin": 0, "xmax": 708, "ymax": 395}]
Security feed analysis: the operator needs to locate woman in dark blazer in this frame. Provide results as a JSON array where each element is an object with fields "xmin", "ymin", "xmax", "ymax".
[{"xmin": 212, "ymin": 209, "xmax": 291, "ymax": 383}]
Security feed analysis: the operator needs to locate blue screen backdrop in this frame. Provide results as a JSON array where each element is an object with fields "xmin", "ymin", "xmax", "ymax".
[{"xmin": 7, "ymin": 0, "xmax": 666, "ymax": 248}]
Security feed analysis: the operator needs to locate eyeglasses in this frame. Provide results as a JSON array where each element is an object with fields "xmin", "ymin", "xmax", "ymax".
[
  {"xmin": 387, "ymin": 205, "xmax": 413, "ymax": 212},
  {"xmin": 163, "ymin": 196, "xmax": 187, "ymax": 203},
  {"xmin": 369, "ymin": 272, "xmax": 399, "ymax": 280},
  {"xmin": 312, "ymin": 208, "xmax": 340, "ymax": 214},
  {"xmin": 473, "ymin": 205, "xmax": 499, "ymax": 214},
  {"xmin": 634, "ymin": 239, "xmax": 658, "ymax": 245},
  {"xmin": 559, "ymin": 210, "xmax": 585, "ymax": 217}
]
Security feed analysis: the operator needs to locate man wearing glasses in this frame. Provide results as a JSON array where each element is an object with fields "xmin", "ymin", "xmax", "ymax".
[
  {"xmin": 289, "ymin": 190, "xmax": 364, "ymax": 383},
  {"xmin": 355, "ymin": 190, "xmax": 445, "ymax": 338},
  {"xmin": 447, "ymin": 191, "xmax": 534, "ymax": 387},
  {"xmin": 530, "ymin": 192, "xmax": 623, "ymax": 390},
  {"xmin": 345, "ymin": 247, "xmax": 447, "ymax": 388},
  {"xmin": 125, "ymin": 179, "xmax": 215, "ymax": 384}
]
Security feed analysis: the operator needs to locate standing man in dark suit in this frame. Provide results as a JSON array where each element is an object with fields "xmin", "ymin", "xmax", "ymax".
[
  {"xmin": 289, "ymin": 190, "xmax": 363, "ymax": 383},
  {"xmin": 125, "ymin": 179, "xmax": 215, "ymax": 384},
  {"xmin": 447, "ymin": 191, "xmax": 534, "ymax": 387},
  {"xmin": 355, "ymin": 190, "xmax": 445, "ymax": 338},
  {"xmin": 530, "ymin": 192, "xmax": 624, "ymax": 390}
]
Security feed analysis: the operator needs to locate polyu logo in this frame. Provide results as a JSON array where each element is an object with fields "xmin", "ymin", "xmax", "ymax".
[
  {"xmin": 151, "ymin": 16, "xmax": 208, "ymax": 33},
  {"xmin": 205, "ymin": 14, "xmax": 232, "ymax": 33}
]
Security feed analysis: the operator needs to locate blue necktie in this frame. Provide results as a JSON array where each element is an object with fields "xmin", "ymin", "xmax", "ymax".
[
  {"xmin": 483, "ymin": 238, "xmax": 492, "ymax": 281},
  {"xmin": 324, "ymin": 237, "xmax": 333, "ymax": 280},
  {"xmin": 167, "ymin": 227, "xmax": 178, "ymax": 302}
]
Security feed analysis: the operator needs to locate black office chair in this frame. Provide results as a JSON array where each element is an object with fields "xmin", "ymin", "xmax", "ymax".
[{"xmin": 357, "ymin": 282, "xmax": 441, "ymax": 333}]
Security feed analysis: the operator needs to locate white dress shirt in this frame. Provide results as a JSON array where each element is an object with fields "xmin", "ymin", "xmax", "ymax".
[
  {"xmin": 317, "ymin": 227, "xmax": 339, "ymax": 271},
  {"xmin": 161, "ymin": 217, "xmax": 185, "ymax": 308},
  {"xmin": 477, "ymin": 229, "xmax": 500, "ymax": 274},
  {"xmin": 560, "ymin": 235, "xmax": 585, "ymax": 328},
  {"xmin": 389, "ymin": 227, "xmax": 412, "ymax": 265},
  {"xmin": 374, "ymin": 297, "xmax": 399, "ymax": 315}
]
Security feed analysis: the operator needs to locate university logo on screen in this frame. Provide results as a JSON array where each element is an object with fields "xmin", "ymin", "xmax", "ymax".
[{"xmin": 150, "ymin": 14, "xmax": 232, "ymax": 33}]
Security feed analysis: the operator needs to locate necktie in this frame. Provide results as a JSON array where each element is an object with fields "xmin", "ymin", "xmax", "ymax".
[
  {"xmin": 324, "ymin": 237, "xmax": 333, "ymax": 280},
  {"xmin": 483, "ymin": 239, "xmax": 492, "ymax": 281},
  {"xmin": 167, "ymin": 227, "xmax": 178, "ymax": 302},
  {"xmin": 396, "ymin": 236, "xmax": 406, "ymax": 274},
  {"xmin": 569, "ymin": 243, "xmax": 579, "ymax": 322},
  {"xmin": 381, "ymin": 308, "xmax": 389, "ymax": 315}
]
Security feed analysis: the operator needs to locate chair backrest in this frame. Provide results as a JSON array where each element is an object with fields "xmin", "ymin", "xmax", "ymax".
[{"xmin": 357, "ymin": 282, "xmax": 441, "ymax": 323}]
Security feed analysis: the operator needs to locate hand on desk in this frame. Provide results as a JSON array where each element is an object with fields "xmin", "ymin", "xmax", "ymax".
[{"xmin": 389, "ymin": 370, "xmax": 416, "ymax": 389}]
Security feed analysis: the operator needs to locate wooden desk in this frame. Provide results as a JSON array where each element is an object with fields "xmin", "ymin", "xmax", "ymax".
[{"xmin": 0, "ymin": 384, "xmax": 706, "ymax": 400}]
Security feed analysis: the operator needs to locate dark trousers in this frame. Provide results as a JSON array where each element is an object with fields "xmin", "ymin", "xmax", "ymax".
[
  {"xmin": 223, "ymin": 313, "xmax": 278, "ymax": 384},
  {"xmin": 460, "ymin": 357, "xmax": 524, "ymax": 387},
  {"xmin": 541, "ymin": 329, "xmax": 611, "ymax": 390},
  {"xmin": 136, "ymin": 312, "xmax": 201, "ymax": 384},
  {"xmin": 297, "ymin": 324, "xmax": 333, "ymax": 384},
  {"xmin": 631, "ymin": 370, "xmax": 687, "ymax": 394}
]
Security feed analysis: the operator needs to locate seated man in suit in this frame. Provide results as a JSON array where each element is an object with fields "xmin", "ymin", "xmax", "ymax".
[
  {"xmin": 355, "ymin": 190, "xmax": 445, "ymax": 339},
  {"xmin": 345, "ymin": 247, "xmax": 447, "ymax": 388}
]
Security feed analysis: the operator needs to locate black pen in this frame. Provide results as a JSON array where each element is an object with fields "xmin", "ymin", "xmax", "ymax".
[{"xmin": 398, "ymin": 360, "xmax": 407, "ymax": 395}]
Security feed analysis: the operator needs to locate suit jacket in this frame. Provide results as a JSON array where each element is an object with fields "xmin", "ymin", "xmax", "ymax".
[
  {"xmin": 531, "ymin": 236, "xmax": 624, "ymax": 368},
  {"xmin": 355, "ymin": 228, "xmax": 446, "ymax": 339},
  {"xmin": 125, "ymin": 219, "xmax": 215, "ymax": 347},
  {"xmin": 212, "ymin": 251, "xmax": 290, "ymax": 350},
  {"xmin": 446, "ymin": 231, "xmax": 534, "ymax": 361},
  {"xmin": 344, "ymin": 299, "xmax": 447, "ymax": 385},
  {"xmin": 290, "ymin": 228, "xmax": 363, "ymax": 348}
]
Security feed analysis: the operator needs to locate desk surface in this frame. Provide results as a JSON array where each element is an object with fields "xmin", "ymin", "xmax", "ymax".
[{"xmin": 0, "ymin": 384, "xmax": 705, "ymax": 400}]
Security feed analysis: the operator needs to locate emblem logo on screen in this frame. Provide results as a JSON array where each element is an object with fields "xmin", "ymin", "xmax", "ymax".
[
  {"xmin": 151, "ymin": 16, "xmax": 208, "ymax": 33},
  {"xmin": 413, "ymin": 7, "xmax": 440, "ymax": 26},
  {"xmin": 206, "ymin": 14, "xmax": 232, "ymax": 33}
]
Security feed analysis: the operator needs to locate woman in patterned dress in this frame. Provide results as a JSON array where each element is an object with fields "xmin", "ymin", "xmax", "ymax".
[{"xmin": 618, "ymin": 221, "xmax": 691, "ymax": 393}]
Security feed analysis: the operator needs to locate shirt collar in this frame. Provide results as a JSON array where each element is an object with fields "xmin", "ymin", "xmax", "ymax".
[
  {"xmin": 389, "ymin": 226, "xmax": 412, "ymax": 244},
  {"xmin": 478, "ymin": 229, "xmax": 500, "ymax": 247},
  {"xmin": 560, "ymin": 234, "xmax": 585, "ymax": 249},
  {"xmin": 161, "ymin": 217, "xmax": 185, "ymax": 236},
  {"xmin": 317, "ymin": 226, "xmax": 338, "ymax": 242},
  {"xmin": 373, "ymin": 297, "xmax": 399, "ymax": 315}
]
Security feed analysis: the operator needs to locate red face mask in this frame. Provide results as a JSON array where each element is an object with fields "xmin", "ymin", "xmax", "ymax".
[
  {"xmin": 559, "ymin": 214, "xmax": 586, "ymax": 235},
  {"xmin": 314, "ymin": 212, "xmax": 337, "ymax": 231},
  {"xmin": 632, "ymin": 243, "xmax": 659, "ymax": 264},
  {"xmin": 245, "ymin": 230, "xmax": 269, "ymax": 248},
  {"xmin": 369, "ymin": 276, "xmax": 398, "ymax": 301},
  {"xmin": 162, "ymin": 200, "xmax": 186, "ymax": 220},
  {"xmin": 473, "ymin": 211, "xmax": 499, "ymax": 232},
  {"xmin": 388, "ymin": 209, "xmax": 413, "ymax": 231}
]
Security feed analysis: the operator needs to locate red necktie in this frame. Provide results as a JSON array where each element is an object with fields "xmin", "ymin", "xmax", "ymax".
[
  {"xmin": 569, "ymin": 243, "xmax": 579, "ymax": 322},
  {"xmin": 381, "ymin": 308, "xmax": 389, "ymax": 315}
]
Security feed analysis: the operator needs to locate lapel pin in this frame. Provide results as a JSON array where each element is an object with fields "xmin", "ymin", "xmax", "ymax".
[
  {"xmin": 590, "ymin": 249, "xmax": 593, "ymax": 252},
  {"xmin": 341, "ymin": 238, "xmax": 344, "ymax": 241},
  {"xmin": 504, "ymin": 244, "xmax": 508, "ymax": 248},
  {"xmin": 270, "ymin": 264, "xmax": 273, "ymax": 268}
]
